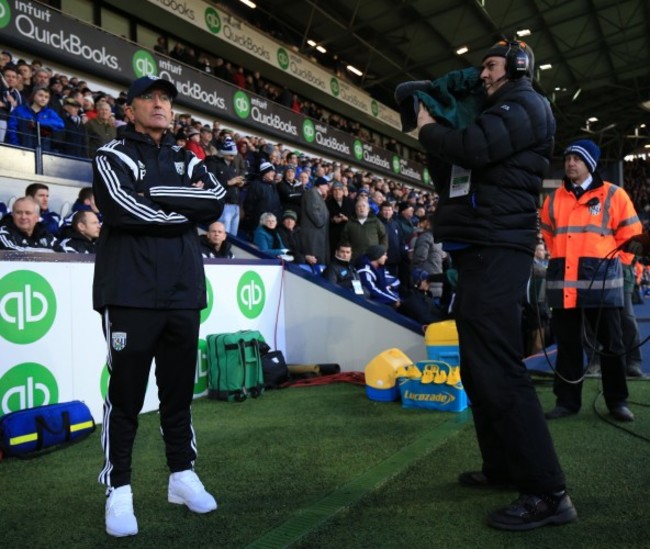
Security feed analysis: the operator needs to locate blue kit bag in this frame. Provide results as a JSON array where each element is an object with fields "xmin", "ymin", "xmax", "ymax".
[{"xmin": 0, "ymin": 400, "xmax": 95, "ymax": 459}]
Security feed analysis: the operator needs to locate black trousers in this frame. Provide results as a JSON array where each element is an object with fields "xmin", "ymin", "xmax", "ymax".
[
  {"xmin": 452, "ymin": 246, "xmax": 565, "ymax": 494},
  {"xmin": 621, "ymin": 290, "xmax": 642, "ymax": 368},
  {"xmin": 98, "ymin": 307, "xmax": 200, "ymax": 488},
  {"xmin": 552, "ymin": 307, "xmax": 628, "ymax": 411}
]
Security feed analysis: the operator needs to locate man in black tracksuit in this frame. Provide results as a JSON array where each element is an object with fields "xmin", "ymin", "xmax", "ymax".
[
  {"xmin": 58, "ymin": 210, "xmax": 100, "ymax": 253},
  {"xmin": 0, "ymin": 196, "xmax": 61, "ymax": 251},
  {"xmin": 416, "ymin": 40, "xmax": 576, "ymax": 531},
  {"xmin": 92, "ymin": 76, "xmax": 226, "ymax": 538}
]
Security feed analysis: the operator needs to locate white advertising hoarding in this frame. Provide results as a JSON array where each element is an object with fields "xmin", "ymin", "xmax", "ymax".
[
  {"xmin": 145, "ymin": 0, "xmax": 403, "ymax": 131},
  {"xmin": 0, "ymin": 259, "xmax": 285, "ymax": 424}
]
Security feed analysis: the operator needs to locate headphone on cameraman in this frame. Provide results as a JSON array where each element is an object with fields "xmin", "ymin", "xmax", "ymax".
[{"xmin": 503, "ymin": 40, "xmax": 531, "ymax": 79}]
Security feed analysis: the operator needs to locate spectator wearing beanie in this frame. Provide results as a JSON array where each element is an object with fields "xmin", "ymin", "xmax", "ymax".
[
  {"xmin": 356, "ymin": 244, "xmax": 400, "ymax": 307},
  {"xmin": 398, "ymin": 268, "xmax": 445, "ymax": 325},
  {"xmin": 207, "ymin": 137, "xmax": 245, "ymax": 236},
  {"xmin": 277, "ymin": 209, "xmax": 307, "ymax": 263},
  {"xmin": 242, "ymin": 161, "xmax": 282, "ymax": 240}
]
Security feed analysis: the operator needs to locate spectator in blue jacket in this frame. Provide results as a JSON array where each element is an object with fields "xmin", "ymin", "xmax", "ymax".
[
  {"xmin": 357, "ymin": 244, "xmax": 400, "ymax": 307},
  {"xmin": 6, "ymin": 86, "xmax": 64, "ymax": 151},
  {"xmin": 253, "ymin": 212, "xmax": 289, "ymax": 257},
  {"xmin": 60, "ymin": 186, "xmax": 102, "ymax": 229}
]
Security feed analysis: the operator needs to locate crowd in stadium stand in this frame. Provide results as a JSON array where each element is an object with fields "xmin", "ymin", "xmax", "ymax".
[
  {"xmin": 0, "ymin": 32, "xmax": 424, "ymax": 161},
  {"xmin": 624, "ymin": 157, "xmax": 650, "ymax": 229},
  {"xmin": 2, "ymin": 46, "xmax": 649, "ymax": 328}
]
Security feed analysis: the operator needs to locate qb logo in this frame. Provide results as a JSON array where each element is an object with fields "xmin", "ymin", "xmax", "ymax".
[
  {"xmin": 233, "ymin": 91, "xmax": 251, "ymax": 119},
  {"xmin": 132, "ymin": 50, "xmax": 157, "ymax": 78},
  {"xmin": 0, "ymin": 363, "xmax": 58, "ymax": 414},
  {"xmin": 0, "ymin": 0, "xmax": 10, "ymax": 30},
  {"xmin": 237, "ymin": 271, "xmax": 265, "ymax": 319},
  {"xmin": 0, "ymin": 270, "xmax": 56, "ymax": 344}
]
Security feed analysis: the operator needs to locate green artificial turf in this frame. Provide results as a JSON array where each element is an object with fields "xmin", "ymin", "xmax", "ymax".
[{"xmin": 1, "ymin": 379, "xmax": 648, "ymax": 548}]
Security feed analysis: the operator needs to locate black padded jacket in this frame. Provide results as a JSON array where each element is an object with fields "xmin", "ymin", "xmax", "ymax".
[{"xmin": 418, "ymin": 77, "xmax": 555, "ymax": 254}]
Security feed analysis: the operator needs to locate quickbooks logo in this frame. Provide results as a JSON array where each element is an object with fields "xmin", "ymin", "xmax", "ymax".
[
  {"xmin": 14, "ymin": 10, "xmax": 119, "ymax": 69},
  {"xmin": 0, "ymin": 271, "xmax": 56, "ymax": 344},
  {"xmin": 205, "ymin": 7, "xmax": 220, "ymax": 33},
  {"xmin": 233, "ymin": 90, "xmax": 251, "ymax": 119},
  {"xmin": 392, "ymin": 156, "xmax": 401, "ymax": 174},
  {"xmin": 154, "ymin": 0, "xmax": 195, "ymax": 19},
  {"xmin": 353, "ymin": 139, "xmax": 364, "ymax": 161},
  {"xmin": 0, "ymin": 0, "xmax": 11, "ymax": 29},
  {"xmin": 0, "ymin": 363, "xmax": 58, "ymax": 414},
  {"xmin": 237, "ymin": 271, "xmax": 265, "ymax": 319},
  {"xmin": 371, "ymin": 100, "xmax": 379, "ymax": 117},
  {"xmin": 330, "ymin": 77, "xmax": 340, "ymax": 97},
  {"xmin": 302, "ymin": 119, "xmax": 315, "ymax": 143},
  {"xmin": 423, "ymin": 168, "xmax": 432, "ymax": 185},
  {"xmin": 133, "ymin": 50, "xmax": 157, "ymax": 77},
  {"xmin": 277, "ymin": 48, "xmax": 289, "ymax": 70},
  {"xmin": 200, "ymin": 278, "xmax": 214, "ymax": 324}
]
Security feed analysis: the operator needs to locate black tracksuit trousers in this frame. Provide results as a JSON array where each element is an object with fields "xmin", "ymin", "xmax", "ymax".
[
  {"xmin": 452, "ymin": 246, "xmax": 566, "ymax": 494},
  {"xmin": 98, "ymin": 307, "xmax": 200, "ymax": 488},
  {"xmin": 551, "ymin": 307, "xmax": 628, "ymax": 411}
]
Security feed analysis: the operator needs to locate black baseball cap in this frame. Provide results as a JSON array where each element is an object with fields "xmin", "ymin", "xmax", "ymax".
[{"xmin": 126, "ymin": 76, "xmax": 178, "ymax": 105}]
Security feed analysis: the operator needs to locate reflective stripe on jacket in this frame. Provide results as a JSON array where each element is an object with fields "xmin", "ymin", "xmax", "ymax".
[{"xmin": 540, "ymin": 175, "xmax": 641, "ymax": 309}]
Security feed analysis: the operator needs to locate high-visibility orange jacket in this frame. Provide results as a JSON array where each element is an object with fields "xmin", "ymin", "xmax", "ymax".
[{"xmin": 540, "ymin": 174, "xmax": 641, "ymax": 309}]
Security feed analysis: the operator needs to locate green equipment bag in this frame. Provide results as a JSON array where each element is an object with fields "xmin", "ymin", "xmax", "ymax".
[{"xmin": 206, "ymin": 330, "xmax": 265, "ymax": 402}]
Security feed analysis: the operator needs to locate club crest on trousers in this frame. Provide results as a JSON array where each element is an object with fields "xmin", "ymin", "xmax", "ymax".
[{"xmin": 111, "ymin": 332, "xmax": 127, "ymax": 351}]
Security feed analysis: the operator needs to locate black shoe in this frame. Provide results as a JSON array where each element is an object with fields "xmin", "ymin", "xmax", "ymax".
[
  {"xmin": 609, "ymin": 405, "xmax": 635, "ymax": 422},
  {"xmin": 487, "ymin": 492, "xmax": 578, "ymax": 531},
  {"xmin": 626, "ymin": 366, "xmax": 644, "ymax": 378},
  {"xmin": 458, "ymin": 471, "xmax": 511, "ymax": 488},
  {"xmin": 545, "ymin": 406, "xmax": 577, "ymax": 420}
]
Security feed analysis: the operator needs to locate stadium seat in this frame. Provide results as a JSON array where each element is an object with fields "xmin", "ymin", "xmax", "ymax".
[{"xmin": 60, "ymin": 201, "xmax": 71, "ymax": 219}]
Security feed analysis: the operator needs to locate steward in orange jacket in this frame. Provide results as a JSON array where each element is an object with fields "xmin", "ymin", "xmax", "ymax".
[
  {"xmin": 541, "ymin": 176, "xmax": 641, "ymax": 309},
  {"xmin": 540, "ymin": 139, "xmax": 641, "ymax": 423}
]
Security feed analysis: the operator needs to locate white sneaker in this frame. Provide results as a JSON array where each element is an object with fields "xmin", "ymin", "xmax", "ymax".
[
  {"xmin": 105, "ymin": 485, "xmax": 138, "ymax": 537},
  {"xmin": 168, "ymin": 470, "xmax": 217, "ymax": 513}
]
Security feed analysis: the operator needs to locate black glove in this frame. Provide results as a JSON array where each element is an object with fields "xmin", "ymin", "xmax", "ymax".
[
  {"xmin": 622, "ymin": 234, "xmax": 650, "ymax": 256},
  {"xmin": 394, "ymin": 80, "xmax": 435, "ymax": 133}
]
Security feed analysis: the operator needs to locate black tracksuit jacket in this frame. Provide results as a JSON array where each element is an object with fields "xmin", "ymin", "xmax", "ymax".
[{"xmin": 92, "ymin": 125, "xmax": 226, "ymax": 311}]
